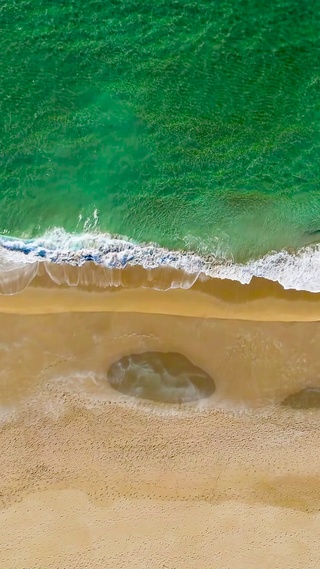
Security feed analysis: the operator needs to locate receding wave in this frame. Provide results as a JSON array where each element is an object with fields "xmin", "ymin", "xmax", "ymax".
[{"xmin": 0, "ymin": 228, "xmax": 320, "ymax": 295}]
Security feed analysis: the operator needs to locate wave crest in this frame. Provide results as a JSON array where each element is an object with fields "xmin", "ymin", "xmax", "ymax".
[{"xmin": 0, "ymin": 228, "xmax": 319, "ymax": 294}]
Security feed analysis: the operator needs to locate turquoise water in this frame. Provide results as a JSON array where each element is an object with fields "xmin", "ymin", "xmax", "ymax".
[{"xmin": 1, "ymin": 0, "xmax": 320, "ymax": 262}]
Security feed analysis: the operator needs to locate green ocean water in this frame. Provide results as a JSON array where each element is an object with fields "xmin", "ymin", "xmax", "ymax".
[{"xmin": 1, "ymin": 0, "xmax": 320, "ymax": 261}]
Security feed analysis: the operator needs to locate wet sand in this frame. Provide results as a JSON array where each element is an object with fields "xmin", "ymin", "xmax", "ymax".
[
  {"xmin": 1, "ymin": 281, "xmax": 320, "ymax": 567},
  {"xmin": 1, "ymin": 270, "xmax": 320, "ymax": 322}
]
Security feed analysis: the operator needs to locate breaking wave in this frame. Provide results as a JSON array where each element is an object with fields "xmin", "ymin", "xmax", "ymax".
[{"xmin": 0, "ymin": 228, "xmax": 320, "ymax": 295}]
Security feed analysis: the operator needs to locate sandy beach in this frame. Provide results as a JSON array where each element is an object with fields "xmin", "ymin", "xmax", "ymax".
[
  {"xmin": 1, "ymin": 279, "xmax": 320, "ymax": 568},
  {"xmin": 2, "ymin": 0, "xmax": 320, "ymax": 564},
  {"xmin": 2, "ymin": 399, "xmax": 320, "ymax": 568}
]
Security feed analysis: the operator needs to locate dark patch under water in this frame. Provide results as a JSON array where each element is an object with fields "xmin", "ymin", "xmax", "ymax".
[
  {"xmin": 282, "ymin": 388, "xmax": 320, "ymax": 409},
  {"xmin": 107, "ymin": 351, "xmax": 215, "ymax": 404}
]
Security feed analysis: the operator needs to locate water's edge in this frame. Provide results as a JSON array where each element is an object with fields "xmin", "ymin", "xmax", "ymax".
[{"xmin": 1, "ymin": 228, "xmax": 320, "ymax": 295}]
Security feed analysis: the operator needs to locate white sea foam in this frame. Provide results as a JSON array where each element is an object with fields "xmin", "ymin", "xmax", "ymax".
[{"xmin": 0, "ymin": 228, "xmax": 319, "ymax": 294}]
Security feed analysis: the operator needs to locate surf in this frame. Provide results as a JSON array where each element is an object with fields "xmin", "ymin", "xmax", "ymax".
[{"xmin": 1, "ymin": 228, "xmax": 320, "ymax": 296}]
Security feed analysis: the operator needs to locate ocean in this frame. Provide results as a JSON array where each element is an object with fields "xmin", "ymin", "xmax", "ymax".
[{"xmin": 1, "ymin": 0, "xmax": 320, "ymax": 294}]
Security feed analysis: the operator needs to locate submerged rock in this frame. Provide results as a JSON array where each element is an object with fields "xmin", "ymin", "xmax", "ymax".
[
  {"xmin": 282, "ymin": 388, "xmax": 320, "ymax": 409},
  {"xmin": 107, "ymin": 351, "xmax": 215, "ymax": 404}
]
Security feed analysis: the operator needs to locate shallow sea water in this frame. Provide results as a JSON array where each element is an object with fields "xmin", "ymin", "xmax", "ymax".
[{"xmin": 1, "ymin": 0, "xmax": 320, "ymax": 261}]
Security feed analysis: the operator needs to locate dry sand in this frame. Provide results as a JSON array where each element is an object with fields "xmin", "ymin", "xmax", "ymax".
[
  {"xmin": 2, "ymin": 401, "xmax": 320, "ymax": 569},
  {"xmin": 1, "ymin": 280, "xmax": 320, "ymax": 568}
]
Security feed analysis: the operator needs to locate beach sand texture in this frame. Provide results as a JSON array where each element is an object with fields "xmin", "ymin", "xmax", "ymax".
[{"xmin": 1, "ymin": 280, "xmax": 320, "ymax": 568}]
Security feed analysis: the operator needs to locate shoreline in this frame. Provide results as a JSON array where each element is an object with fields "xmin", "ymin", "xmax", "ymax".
[
  {"xmin": 2, "ymin": 228, "xmax": 320, "ymax": 293},
  {"xmin": 0, "ymin": 271, "xmax": 320, "ymax": 321}
]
